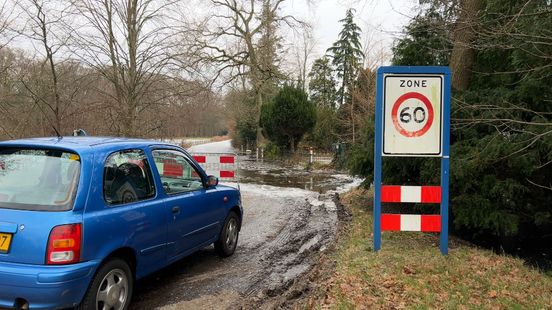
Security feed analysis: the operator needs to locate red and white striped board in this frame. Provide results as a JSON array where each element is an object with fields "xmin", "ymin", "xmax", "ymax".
[
  {"xmin": 380, "ymin": 185, "xmax": 441, "ymax": 232},
  {"xmin": 191, "ymin": 153, "xmax": 237, "ymax": 180},
  {"xmin": 381, "ymin": 214, "xmax": 441, "ymax": 232},
  {"xmin": 154, "ymin": 159, "xmax": 185, "ymax": 178},
  {"xmin": 381, "ymin": 185, "xmax": 441, "ymax": 203},
  {"xmin": 161, "ymin": 159, "xmax": 183, "ymax": 177}
]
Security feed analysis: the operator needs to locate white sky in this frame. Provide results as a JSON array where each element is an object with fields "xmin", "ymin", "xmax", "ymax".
[
  {"xmin": 7, "ymin": 0, "xmax": 422, "ymax": 82},
  {"xmin": 282, "ymin": 0, "xmax": 420, "ymax": 66}
]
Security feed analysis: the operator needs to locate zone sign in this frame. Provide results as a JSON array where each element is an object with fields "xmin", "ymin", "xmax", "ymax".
[{"xmin": 383, "ymin": 75, "xmax": 443, "ymax": 156}]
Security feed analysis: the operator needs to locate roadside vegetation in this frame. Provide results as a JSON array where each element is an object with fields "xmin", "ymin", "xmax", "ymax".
[
  {"xmin": 0, "ymin": 0, "xmax": 550, "ymax": 280},
  {"xmin": 314, "ymin": 189, "xmax": 552, "ymax": 309},
  {"xmin": 229, "ymin": 0, "xmax": 551, "ymax": 271},
  {"xmin": 347, "ymin": 0, "xmax": 552, "ymax": 266},
  {"xmin": 261, "ymin": 85, "xmax": 316, "ymax": 154}
]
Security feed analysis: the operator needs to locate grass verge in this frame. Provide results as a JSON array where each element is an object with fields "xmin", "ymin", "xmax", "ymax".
[{"xmin": 315, "ymin": 188, "xmax": 552, "ymax": 309}]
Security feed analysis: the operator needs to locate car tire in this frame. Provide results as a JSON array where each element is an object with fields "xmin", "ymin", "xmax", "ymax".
[
  {"xmin": 214, "ymin": 211, "xmax": 240, "ymax": 257},
  {"xmin": 77, "ymin": 258, "xmax": 133, "ymax": 310}
]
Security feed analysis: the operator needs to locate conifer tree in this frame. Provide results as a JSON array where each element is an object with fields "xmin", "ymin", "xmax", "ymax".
[
  {"xmin": 260, "ymin": 84, "xmax": 316, "ymax": 153},
  {"xmin": 327, "ymin": 9, "xmax": 364, "ymax": 107},
  {"xmin": 308, "ymin": 56, "xmax": 337, "ymax": 109}
]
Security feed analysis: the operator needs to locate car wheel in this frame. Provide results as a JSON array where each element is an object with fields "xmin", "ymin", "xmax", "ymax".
[
  {"xmin": 78, "ymin": 258, "xmax": 133, "ymax": 310},
  {"xmin": 214, "ymin": 211, "xmax": 240, "ymax": 257}
]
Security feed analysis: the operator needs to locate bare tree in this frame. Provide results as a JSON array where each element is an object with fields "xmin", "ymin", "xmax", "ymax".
[
  {"xmin": 0, "ymin": 2, "xmax": 20, "ymax": 139},
  {"xmin": 69, "ymin": 0, "xmax": 189, "ymax": 136},
  {"xmin": 0, "ymin": 1, "xmax": 16, "ymax": 50},
  {"xmin": 290, "ymin": 25, "xmax": 316, "ymax": 92},
  {"xmin": 12, "ymin": 0, "xmax": 76, "ymax": 134},
  {"xmin": 361, "ymin": 24, "xmax": 389, "ymax": 70},
  {"xmin": 189, "ymin": 0, "xmax": 304, "ymax": 142}
]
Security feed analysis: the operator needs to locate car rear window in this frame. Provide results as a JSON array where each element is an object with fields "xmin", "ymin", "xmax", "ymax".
[{"xmin": 0, "ymin": 148, "xmax": 81, "ymax": 211}]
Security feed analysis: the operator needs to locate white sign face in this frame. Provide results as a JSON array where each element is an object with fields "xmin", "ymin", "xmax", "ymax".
[{"xmin": 383, "ymin": 74, "xmax": 443, "ymax": 156}]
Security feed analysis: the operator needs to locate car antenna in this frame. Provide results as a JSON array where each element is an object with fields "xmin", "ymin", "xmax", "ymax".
[{"xmin": 52, "ymin": 126, "xmax": 63, "ymax": 140}]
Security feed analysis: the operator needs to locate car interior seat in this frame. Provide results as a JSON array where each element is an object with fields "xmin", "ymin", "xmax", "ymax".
[{"xmin": 110, "ymin": 163, "xmax": 147, "ymax": 204}]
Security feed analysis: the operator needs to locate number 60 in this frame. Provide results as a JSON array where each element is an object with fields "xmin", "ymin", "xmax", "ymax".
[{"xmin": 400, "ymin": 107, "xmax": 426, "ymax": 123}]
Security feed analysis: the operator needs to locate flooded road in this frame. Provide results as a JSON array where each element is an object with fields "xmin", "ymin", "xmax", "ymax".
[{"xmin": 130, "ymin": 140, "xmax": 361, "ymax": 309}]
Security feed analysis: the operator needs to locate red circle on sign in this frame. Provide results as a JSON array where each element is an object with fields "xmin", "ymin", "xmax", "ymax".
[{"xmin": 391, "ymin": 92, "xmax": 434, "ymax": 137}]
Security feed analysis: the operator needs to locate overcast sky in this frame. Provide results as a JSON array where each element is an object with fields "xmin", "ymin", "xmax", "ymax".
[
  {"xmin": 8, "ymin": 0, "xmax": 421, "ymax": 78},
  {"xmin": 282, "ymin": 0, "xmax": 420, "ymax": 65}
]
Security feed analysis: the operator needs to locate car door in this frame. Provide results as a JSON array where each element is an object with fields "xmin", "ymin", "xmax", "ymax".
[
  {"xmin": 82, "ymin": 148, "xmax": 168, "ymax": 279},
  {"xmin": 151, "ymin": 149, "xmax": 223, "ymax": 262}
]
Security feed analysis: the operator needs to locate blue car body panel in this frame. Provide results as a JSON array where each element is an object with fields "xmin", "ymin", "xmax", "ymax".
[
  {"xmin": 0, "ymin": 137, "xmax": 242, "ymax": 309},
  {"xmin": 0, "ymin": 260, "xmax": 98, "ymax": 309}
]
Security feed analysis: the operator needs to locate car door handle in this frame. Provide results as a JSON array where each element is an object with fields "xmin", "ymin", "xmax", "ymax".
[{"xmin": 172, "ymin": 206, "xmax": 180, "ymax": 214}]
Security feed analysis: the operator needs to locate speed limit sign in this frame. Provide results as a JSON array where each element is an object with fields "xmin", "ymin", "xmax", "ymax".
[
  {"xmin": 373, "ymin": 66, "xmax": 451, "ymax": 256},
  {"xmin": 383, "ymin": 75, "xmax": 443, "ymax": 156}
]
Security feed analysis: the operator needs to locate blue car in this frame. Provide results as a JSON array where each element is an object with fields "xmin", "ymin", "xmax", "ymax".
[{"xmin": 0, "ymin": 137, "xmax": 242, "ymax": 309}]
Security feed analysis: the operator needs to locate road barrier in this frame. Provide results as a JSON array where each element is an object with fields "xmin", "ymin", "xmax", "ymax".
[
  {"xmin": 381, "ymin": 214, "xmax": 441, "ymax": 232},
  {"xmin": 381, "ymin": 185, "xmax": 441, "ymax": 203},
  {"xmin": 190, "ymin": 153, "xmax": 238, "ymax": 182}
]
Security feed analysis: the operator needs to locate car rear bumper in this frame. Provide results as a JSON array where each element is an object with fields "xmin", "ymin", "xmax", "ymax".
[{"xmin": 0, "ymin": 260, "xmax": 99, "ymax": 309}]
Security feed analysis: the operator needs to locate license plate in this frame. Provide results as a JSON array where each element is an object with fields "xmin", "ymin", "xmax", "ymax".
[{"xmin": 0, "ymin": 233, "xmax": 12, "ymax": 253}]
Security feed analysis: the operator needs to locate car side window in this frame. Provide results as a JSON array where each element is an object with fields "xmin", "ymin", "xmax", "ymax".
[
  {"xmin": 103, "ymin": 150, "xmax": 155, "ymax": 205},
  {"xmin": 152, "ymin": 150, "xmax": 204, "ymax": 195}
]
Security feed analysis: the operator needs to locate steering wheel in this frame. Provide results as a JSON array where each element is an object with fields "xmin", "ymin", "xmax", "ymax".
[{"xmin": 121, "ymin": 190, "xmax": 137, "ymax": 204}]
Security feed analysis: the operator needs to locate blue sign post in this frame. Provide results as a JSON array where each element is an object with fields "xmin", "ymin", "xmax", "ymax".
[{"xmin": 373, "ymin": 66, "xmax": 451, "ymax": 255}]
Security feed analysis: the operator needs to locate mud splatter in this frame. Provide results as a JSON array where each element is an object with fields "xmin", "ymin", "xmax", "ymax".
[{"xmin": 130, "ymin": 141, "xmax": 362, "ymax": 309}]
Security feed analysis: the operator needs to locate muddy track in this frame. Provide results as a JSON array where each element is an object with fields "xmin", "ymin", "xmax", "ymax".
[
  {"xmin": 129, "ymin": 141, "xmax": 360, "ymax": 309},
  {"xmin": 247, "ymin": 193, "xmax": 338, "ymax": 299},
  {"xmin": 129, "ymin": 184, "xmax": 349, "ymax": 310},
  {"xmin": 241, "ymin": 193, "xmax": 354, "ymax": 310}
]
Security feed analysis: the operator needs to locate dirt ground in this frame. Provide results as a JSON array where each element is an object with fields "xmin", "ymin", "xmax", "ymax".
[
  {"xmin": 128, "ymin": 140, "xmax": 360, "ymax": 309},
  {"xmin": 130, "ymin": 181, "xmax": 356, "ymax": 310}
]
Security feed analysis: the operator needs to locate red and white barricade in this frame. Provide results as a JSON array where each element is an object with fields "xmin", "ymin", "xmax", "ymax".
[
  {"xmin": 381, "ymin": 185, "xmax": 441, "ymax": 203},
  {"xmin": 381, "ymin": 214, "xmax": 441, "ymax": 232},
  {"xmin": 380, "ymin": 185, "xmax": 442, "ymax": 232},
  {"xmin": 191, "ymin": 153, "xmax": 238, "ymax": 182}
]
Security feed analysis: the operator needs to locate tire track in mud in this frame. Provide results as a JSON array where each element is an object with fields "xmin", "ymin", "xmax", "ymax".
[
  {"xmin": 130, "ymin": 180, "xmax": 360, "ymax": 310},
  {"xmin": 253, "ymin": 196, "xmax": 337, "ymax": 297}
]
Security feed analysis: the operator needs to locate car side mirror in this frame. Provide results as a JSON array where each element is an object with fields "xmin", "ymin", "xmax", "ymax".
[{"xmin": 207, "ymin": 175, "xmax": 218, "ymax": 187}]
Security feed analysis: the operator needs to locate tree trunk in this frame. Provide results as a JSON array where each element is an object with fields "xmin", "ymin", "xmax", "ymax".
[
  {"xmin": 351, "ymin": 96, "xmax": 355, "ymax": 144},
  {"xmin": 450, "ymin": 0, "xmax": 483, "ymax": 91},
  {"xmin": 256, "ymin": 90, "xmax": 264, "ymax": 145}
]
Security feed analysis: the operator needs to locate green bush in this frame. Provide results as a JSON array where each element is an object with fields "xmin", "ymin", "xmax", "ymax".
[
  {"xmin": 349, "ymin": 0, "xmax": 552, "ymax": 244},
  {"xmin": 260, "ymin": 84, "xmax": 316, "ymax": 153},
  {"xmin": 308, "ymin": 106, "xmax": 338, "ymax": 151}
]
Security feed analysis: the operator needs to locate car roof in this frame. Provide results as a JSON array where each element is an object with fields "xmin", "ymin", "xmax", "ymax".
[{"xmin": 0, "ymin": 136, "xmax": 179, "ymax": 153}]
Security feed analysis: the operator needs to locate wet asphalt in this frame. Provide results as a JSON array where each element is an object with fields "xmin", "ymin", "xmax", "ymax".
[{"xmin": 129, "ymin": 141, "xmax": 361, "ymax": 309}]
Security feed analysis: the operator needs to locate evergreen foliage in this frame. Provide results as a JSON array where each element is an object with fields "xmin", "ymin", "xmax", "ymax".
[
  {"xmin": 226, "ymin": 90, "xmax": 258, "ymax": 148},
  {"xmin": 308, "ymin": 106, "xmax": 338, "ymax": 151},
  {"xmin": 260, "ymin": 84, "xmax": 316, "ymax": 152},
  {"xmin": 308, "ymin": 56, "xmax": 338, "ymax": 108},
  {"xmin": 236, "ymin": 116, "xmax": 258, "ymax": 149},
  {"xmin": 348, "ymin": 0, "xmax": 552, "ymax": 250},
  {"xmin": 327, "ymin": 9, "xmax": 364, "ymax": 107},
  {"xmin": 392, "ymin": 6, "xmax": 452, "ymax": 66}
]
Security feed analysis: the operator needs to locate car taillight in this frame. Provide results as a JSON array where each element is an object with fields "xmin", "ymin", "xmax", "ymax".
[{"xmin": 46, "ymin": 224, "xmax": 82, "ymax": 265}]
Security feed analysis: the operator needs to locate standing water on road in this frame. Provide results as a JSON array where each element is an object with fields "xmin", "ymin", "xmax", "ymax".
[
  {"xmin": 189, "ymin": 139, "xmax": 362, "ymax": 193},
  {"xmin": 238, "ymin": 158, "xmax": 361, "ymax": 193},
  {"xmin": 131, "ymin": 140, "xmax": 362, "ymax": 309}
]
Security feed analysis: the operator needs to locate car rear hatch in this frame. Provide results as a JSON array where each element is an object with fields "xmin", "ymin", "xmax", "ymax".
[
  {"xmin": 0, "ymin": 210, "xmax": 83, "ymax": 264},
  {"xmin": 0, "ymin": 148, "xmax": 83, "ymax": 265}
]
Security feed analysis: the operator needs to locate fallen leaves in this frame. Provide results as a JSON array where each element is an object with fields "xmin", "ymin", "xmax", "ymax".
[
  {"xmin": 402, "ymin": 266, "xmax": 415, "ymax": 275},
  {"xmin": 313, "ymin": 188, "xmax": 552, "ymax": 309}
]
